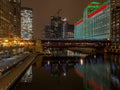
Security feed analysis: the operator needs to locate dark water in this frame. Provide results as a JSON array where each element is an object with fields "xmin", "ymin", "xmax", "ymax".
[
  {"xmin": 9, "ymin": 53, "xmax": 120, "ymax": 90},
  {"xmin": 10, "ymin": 56, "xmax": 85, "ymax": 90}
]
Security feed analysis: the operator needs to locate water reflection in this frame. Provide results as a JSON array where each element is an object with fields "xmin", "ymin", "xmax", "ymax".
[
  {"xmin": 109, "ymin": 54, "xmax": 120, "ymax": 90},
  {"xmin": 42, "ymin": 56, "xmax": 80, "ymax": 77},
  {"xmin": 9, "ymin": 54, "xmax": 120, "ymax": 90},
  {"xmin": 75, "ymin": 53, "xmax": 120, "ymax": 90},
  {"xmin": 10, "ymin": 55, "xmax": 85, "ymax": 90},
  {"xmin": 20, "ymin": 66, "xmax": 32, "ymax": 83}
]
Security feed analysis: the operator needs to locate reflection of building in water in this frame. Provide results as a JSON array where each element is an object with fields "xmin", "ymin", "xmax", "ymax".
[
  {"xmin": 20, "ymin": 66, "xmax": 32, "ymax": 83},
  {"xmin": 43, "ymin": 59, "xmax": 68, "ymax": 77},
  {"xmin": 51, "ymin": 64, "xmax": 67, "ymax": 77},
  {"xmin": 109, "ymin": 54, "xmax": 120, "ymax": 90},
  {"xmin": 75, "ymin": 54, "xmax": 111, "ymax": 90},
  {"xmin": 33, "ymin": 56, "xmax": 43, "ymax": 68},
  {"xmin": 42, "ymin": 56, "xmax": 81, "ymax": 76}
]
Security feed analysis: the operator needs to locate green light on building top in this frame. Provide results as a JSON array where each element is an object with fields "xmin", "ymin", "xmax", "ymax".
[
  {"xmin": 91, "ymin": 2, "xmax": 100, "ymax": 4},
  {"xmin": 88, "ymin": 1, "xmax": 108, "ymax": 15},
  {"xmin": 100, "ymin": 1, "xmax": 108, "ymax": 6},
  {"xmin": 74, "ymin": 1, "xmax": 108, "ymax": 23},
  {"xmin": 84, "ymin": 2, "xmax": 101, "ymax": 11},
  {"xmin": 86, "ymin": 6, "xmax": 100, "ymax": 9},
  {"xmin": 75, "ymin": 18, "xmax": 83, "ymax": 23}
]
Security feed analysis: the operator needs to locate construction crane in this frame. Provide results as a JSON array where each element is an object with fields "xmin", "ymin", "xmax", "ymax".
[
  {"xmin": 56, "ymin": 9, "xmax": 62, "ymax": 16},
  {"xmin": 51, "ymin": 9, "xmax": 62, "ymax": 19}
]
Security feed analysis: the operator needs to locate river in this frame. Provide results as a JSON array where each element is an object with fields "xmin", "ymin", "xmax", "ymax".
[{"xmin": 9, "ymin": 52, "xmax": 120, "ymax": 90}]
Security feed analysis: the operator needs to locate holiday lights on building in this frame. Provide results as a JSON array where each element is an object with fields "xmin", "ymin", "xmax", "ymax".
[{"xmin": 74, "ymin": 0, "xmax": 120, "ymax": 42}]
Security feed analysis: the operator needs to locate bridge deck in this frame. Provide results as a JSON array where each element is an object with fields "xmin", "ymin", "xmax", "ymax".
[{"xmin": 41, "ymin": 38, "xmax": 111, "ymax": 43}]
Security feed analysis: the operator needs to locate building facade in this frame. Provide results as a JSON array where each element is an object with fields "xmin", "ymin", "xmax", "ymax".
[
  {"xmin": 65, "ymin": 24, "xmax": 74, "ymax": 38},
  {"xmin": 44, "ymin": 16, "xmax": 73, "ymax": 39},
  {"xmin": 110, "ymin": 0, "xmax": 120, "ymax": 42},
  {"xmin": 21, "ymin": 7, "xmax": 33, "ymax": 40},
  {"xmin": 44, "ymin": 23, "xmax": 53, "ymax": 38},
  {"xmin": 74, "ymin": 18, "xmax": 84, "ymax": 39},
  {"xmin": 0, "ymin": 0, "xmax": 21, "ymax": 38},
  {"xmin": 10, "ymin": 0, "xmax": 21, "ymax": 38},
  {"xmin": 74, "ymin": 1, "xmax": 110, "ymax": 40},
  {"xmin": 44, "ymin": 18, "xmax": 74, "ymax": 39},
  {"xmin": 51, "ymin": 16, "xmax": 62, "ymax": 38},
  {"xmin": 74, "ymin": 0, "xmax": 120, "ymax": 42}
]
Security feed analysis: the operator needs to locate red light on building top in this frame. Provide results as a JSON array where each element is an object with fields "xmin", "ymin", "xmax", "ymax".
[
  {"xmin": 74, "ymin": 20, "xmax": 83, "ymax": 26},
  {"xmin": 88, "ymin": 4, "xmax": 108, "ymax": 18}
]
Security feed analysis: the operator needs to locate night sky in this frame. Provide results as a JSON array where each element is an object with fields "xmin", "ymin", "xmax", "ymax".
[{"xmin": 21, "ymin": 0, "xmax": 104, "ymax": 39}]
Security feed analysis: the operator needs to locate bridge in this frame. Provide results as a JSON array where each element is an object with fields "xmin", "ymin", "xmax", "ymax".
[{"xmin": 41, "ymin": 38, "xmax": 111, "ymax": 48}]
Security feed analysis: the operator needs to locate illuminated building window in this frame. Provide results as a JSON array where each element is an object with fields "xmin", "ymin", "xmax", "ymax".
[{"xmin": 21, "ymin": 7, "xmax": 33, "ymax": 40}]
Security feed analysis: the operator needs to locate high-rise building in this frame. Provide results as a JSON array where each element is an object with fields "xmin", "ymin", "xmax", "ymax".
[
  {"xmin": 74, "ymin": 0, "xmax": 120, "ymax": 42},
  {"xmin": 21, "ymin": 7, "xmax": 33, "ymax": 40},
  {"xmin": 44, "ymin": 23, "xmax": 53, "ymax": 38},
  {"xmin": 44, "ymin": 17, "xmax": 73, "ymax": 39},
  {"xmin": 10, "ymin": 0, "xmax": 21, "ymax": 38},
  {"xmin": 65, "ymin": 24, "xmax": 74, "ymax": 38},
  {"xmin": 74, "ymin": 1, "xmax": 110, "ymax": 40},
  {"xmin": 0, "ymin": 0, "xmax": 21, "ymax": 38},
  {"xmin": 74, "ymin": 18, "xmax": 84, "ymax": 39},
  {"xmin": 110, "ymin": 0, "xmax": 120, "ymax": 42},
  {"xmin": 61, "ymin": 18, "xmax": 74, "ymax": 39},
  {"xmin": 51, "ymin": 16, "xmax": 62, "ymax": 38}
]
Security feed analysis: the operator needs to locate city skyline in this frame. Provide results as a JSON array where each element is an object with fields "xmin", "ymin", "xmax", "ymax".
[
  {"xmin": 0, "ymin": 1, "xmax": 120, "ymax": 90},
  {"xmin": 22, "ymin": 0, "xmax": 92, "ymax": 39}
]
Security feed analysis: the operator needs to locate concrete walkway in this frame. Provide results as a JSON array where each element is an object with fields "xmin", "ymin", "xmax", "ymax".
[{"xmin": 0, "ymin": 53, "xmax": 38, "ymax": 90}]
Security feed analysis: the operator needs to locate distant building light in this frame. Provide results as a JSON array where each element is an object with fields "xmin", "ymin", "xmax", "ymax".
[
  {"xmin": 62, "ymin": 18, "xmax": 67, "ymax": 22},
  {"xmin": 47, "ymin": 61, "xmax": 50, "ymax": 65},
  {"xmin": 80, "ymin": 59, "xmax": 83, "ymax": 65},
  {"xmin": 107, "ymin": 38, "xmax": 110, "ymax": 40},
  {"xmin": 5, "ymin": 39, "xmax": 9, "ymax": 43}
]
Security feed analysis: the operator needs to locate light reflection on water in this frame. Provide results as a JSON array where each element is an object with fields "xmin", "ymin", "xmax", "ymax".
[
  {"xmin": 75, "ymin": 53, "xmax": 120, "ymax": 90},
  {"xmin": 10, "ymin": 56, "xmax": 84, "ymax": 90},
  {"xmin": 10, "ymin": 54, "xmax": 120, "ymax": 90},
  {"xmin": 41, "ymin": 56, "xmax": 80, "ymax": 77}
]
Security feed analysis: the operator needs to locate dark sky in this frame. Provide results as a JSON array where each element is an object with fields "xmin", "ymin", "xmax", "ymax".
[{"xmin": 21, "ymin": 0, "xmax": 103, "ymax": 39}]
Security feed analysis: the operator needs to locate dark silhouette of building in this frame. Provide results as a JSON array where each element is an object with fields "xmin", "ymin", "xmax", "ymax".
[
  {"xmin": 65, "ymin": 24, "xmax": 74, "ymax": 38},
  {"xmin": 44, "ymin": 23, "xmax": 52, "ymax": 38},
  {"xmin": 44, "ymin": 16, "xmax": 74, "ymax": 39},
  {"xmin": 51, "ymin": 16, "xmax": 62, "ymax": 38},
  {"xmin": 10, "ymin": 0, "xmax": 21, "ymax": 38}
]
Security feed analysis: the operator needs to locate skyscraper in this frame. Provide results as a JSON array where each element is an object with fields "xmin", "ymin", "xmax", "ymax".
[
  {"xmin": 10, "ymin": 0, "xmax": 21, "ymax": 38},
  {"xmin": 110, "ymin": 0, "xmax": 120, "ymax": 42},
  {"xmin": 74, "ymin": 0, "xmax": 120, "ymax": 43},
  {"xmin": 44, "ymin": 23, "xmax": 52, "ymax": 38},
  {"xmin": 21, "ymin": 7, "xmax": 33, "ymax": 40},
  {"xmin": 0, "ymin": 0, "xmax": 21, "ymax": 38},
  {"xmin": 51, "ymin": 16, "xmax": 62, "ymax": 38}
]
